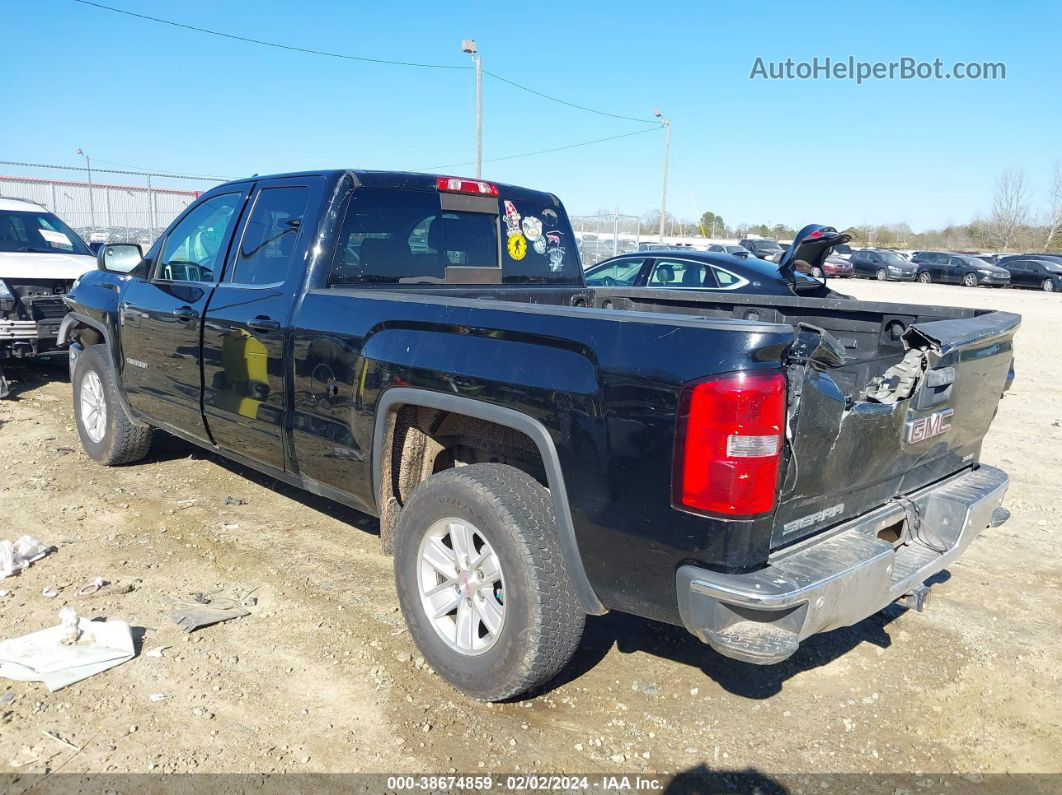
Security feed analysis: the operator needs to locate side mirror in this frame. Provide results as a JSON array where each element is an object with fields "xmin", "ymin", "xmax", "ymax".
[{"xmin": 97, "ymin": 243, "xmax": 143, "ymax": 274}]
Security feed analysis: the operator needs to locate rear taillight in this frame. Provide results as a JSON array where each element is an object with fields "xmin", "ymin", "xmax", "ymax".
[
  {"xmin": 673, "ymin": 370, "xmax": 786, "ymax": 518},
  {"xmin": 435, "ymin": 176, "xmax": 499, "ymax": 197}
]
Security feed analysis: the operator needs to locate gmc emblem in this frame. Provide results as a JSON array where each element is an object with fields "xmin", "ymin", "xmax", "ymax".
[{"xmin": 906, "ymin": 408, "xmax": 954, "ymax": 443}]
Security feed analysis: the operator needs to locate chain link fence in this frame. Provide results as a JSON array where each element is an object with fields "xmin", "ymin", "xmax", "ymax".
[
  {"xmin": 0, "ymin": 161, "xmax": 225, "ymax": 246},
  {"xmin": 570, "ymin": 213, "xmax": 645, "ymax": 266}
]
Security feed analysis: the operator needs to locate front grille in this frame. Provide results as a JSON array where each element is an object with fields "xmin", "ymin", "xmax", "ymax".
[{"xmin": 29, "ymin": 298, "xmax": 68, "ymax": 320}]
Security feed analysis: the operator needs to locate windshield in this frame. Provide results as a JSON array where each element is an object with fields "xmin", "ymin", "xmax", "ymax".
[
  {"xmin": 879, "ymin": 252, "xmax": 908, "ymax": 265},
  {"xmin": 0, "ymin": 209, "xmax": 92, "ymax": 256},
  {"xmin": 756, "ymin": 240, "xmax": 782, "ymax": 250}
]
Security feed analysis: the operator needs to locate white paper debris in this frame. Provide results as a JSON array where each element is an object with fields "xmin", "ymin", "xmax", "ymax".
[
  {"xmin": 148, "ymin": 693, "xmax": 166, "ymax": 702},
  {"xmin": 0, "ymin": 613, "xmax": 135, "ymax": 691},
  {"xmin": 145, "ymin": 646, "xmax": 170, "ymax": 658},
  {"xmin": 0, "ymin": 535, "xmax": 50, "ymax": 579}
]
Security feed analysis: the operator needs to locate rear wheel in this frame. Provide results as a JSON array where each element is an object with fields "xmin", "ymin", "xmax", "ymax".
[
  {"xmin": 73, "ymin": 344, "xmax": 153, "ymax": 465},
  {"xmin": 393, "ymin": 463, "xmax": 585, "ymax": 701},
  {"xmin": 1043, "ymin": 278, "xmax": 1055, "ymax": 292},
  {"xmin": 962, "ymin": 272, "xmax": 978, "ymax": 287},
  {"xmin": 876, "ymin": 268, "xmax": 888, "ymax": 281},
  {"xmin": 918, "ymin": 271, "xmax": 931, "ymax": 283}
]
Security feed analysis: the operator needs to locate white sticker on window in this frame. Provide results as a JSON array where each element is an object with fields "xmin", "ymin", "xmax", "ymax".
[{"xmin": 39, "ymin": 229, "xmax": 73, "ymax": 248}]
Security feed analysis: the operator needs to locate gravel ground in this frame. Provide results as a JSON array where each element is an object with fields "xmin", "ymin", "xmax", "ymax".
[{"xmin": 0, "ymin": 279, "xmax": 1058, "ymax": 786}]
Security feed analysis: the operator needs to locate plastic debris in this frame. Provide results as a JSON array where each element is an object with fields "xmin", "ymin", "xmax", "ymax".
[
  {"xmin": 223, "ymin": 496, "xmax": 247, "ymax": 506},
  {"xmin": 148, "ymin": 693, "xmax": 166, "ymax": 702},
  {"xmin": 0, "ymin": 610, "xmax": 135, "ymax": 691},
  {"xmin": 0, "ymin": 690, "xmax": 14, "ymax": 705},
  {"xmin": 171, "ymin": 596, "xmax": 250, "ymax": 633},
  {"xmin": 0, "ymin": 590, "xmax": 9, "ymax": 598},
  {"xmin": 77, "ymin": 577, "xmax": 106, "ymax": 596},
  {"xmin": 145, "ymin": 646, "xmax": 170, "ymax": 658},
  {"xmin": 0, "ymin": 535, "xmax": 51, "ymax": 579},
  {"xmin": 41, "ymin": 586, "xmax": 60, "ymax": 599}
]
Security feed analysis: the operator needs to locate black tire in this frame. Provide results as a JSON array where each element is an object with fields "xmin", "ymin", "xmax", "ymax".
[
  {"xmin": 962, "ymin": 272, "xmax": 978, "ymax": 287},
  {"xmin": 1043, "ymin": 278, "xmax": 1055, "ymax": 292},
  {"xmin": 918, "ymin": 271, "xmax": 931, "ymax": 284},
  {"xmin": 393, "ymin": 463, "xmax": 586, "ymax": 701},
  {"xmin": 875, "ymin": 268, "xmax": 888, "ymax": 281},
  {"xmin": 73, "ymin": 344, "xmax": 153, "ymax": 465}
]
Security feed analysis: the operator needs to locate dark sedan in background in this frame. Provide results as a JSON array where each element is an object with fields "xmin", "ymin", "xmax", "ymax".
[
  {"xmin": 850, "ymin": 249, "xmax": 918, "ymax": 280},
  {"xmin": 912, "ymin": 251, "xmax": 1011, "ymax": 286},
  {"xmin": 586, "ymin": 225, "xmax": 847, "ymax": 297},
  {"xmin": 999, "ymin": 257, "xmax": 1062, "ymax": 291},
  {"xmin": 706, "ymin": 243, "xmax": 752, "ymax": 258}
]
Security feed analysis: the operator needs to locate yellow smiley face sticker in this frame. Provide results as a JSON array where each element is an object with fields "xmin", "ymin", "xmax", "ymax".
[{"xmin": 507, "ymin": 233, "xmax": 527, "ymax": 261}]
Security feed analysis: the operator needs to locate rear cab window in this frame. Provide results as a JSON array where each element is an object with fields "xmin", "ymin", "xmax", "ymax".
[{"xmin": 329, "ymin": 183, "xmax": 581, "ymax": 287}]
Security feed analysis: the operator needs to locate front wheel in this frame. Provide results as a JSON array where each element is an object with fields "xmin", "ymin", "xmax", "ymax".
[
  {"xmin": 876, "ymin": 268, "xmax": 888, "ymax": 281},
  {"xmin": 962, "ymin": 272, "xmax": 978, "ymax": 287},
  {"xmin": 393, "ymin": 464, "xmax": 586, "ymax": 701},
  {"xmin": 1044, "ymin": 278, "xmax": 1055, "ymax": 292},
  {"xmin": 73, "ymin": 344, "xmax": 153, "ymax": 465},
  {"xmin": 918, "ymin": 271, "xmax": 932, "ymax": 283}
]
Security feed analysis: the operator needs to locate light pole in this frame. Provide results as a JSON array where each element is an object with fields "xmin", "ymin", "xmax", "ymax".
[
  {"xmin": 654, "ymin": 110, "xmax": 671, "ymax": 243},
  {"xmin": 76, "ymin": 148, "xmax": 96, "ymax": 230},
  {"xmin": 461, "ymin": 39, "xmax": 482, "ymax": 178}
]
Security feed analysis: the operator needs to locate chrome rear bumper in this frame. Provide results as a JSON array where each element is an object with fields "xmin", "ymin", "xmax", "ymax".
[{"xmin": 676, "ymin": 465, "xmax": 1009, "ymax": 664}]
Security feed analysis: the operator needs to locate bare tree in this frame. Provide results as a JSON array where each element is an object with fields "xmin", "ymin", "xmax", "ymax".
[
  {"xmin": 1044, "ymin": 162, "xmax": 1062, "ymax": 250},
  {"xmin": 983, "ymin": 169, "xmax": 1031, "ymax": 251}
]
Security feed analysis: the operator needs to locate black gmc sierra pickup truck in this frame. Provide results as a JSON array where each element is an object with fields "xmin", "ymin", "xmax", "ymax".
[{"xmin": 60, "ymin": 170, "xmax": 1018, "ymax": 700}]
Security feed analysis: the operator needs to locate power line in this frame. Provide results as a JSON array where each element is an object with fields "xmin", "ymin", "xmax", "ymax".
[
  {"xmin": 71, "ymin": 1, "xmax": 655, "ymax": 123},
  {"xmin": 422, "ymin": 126, "xmax": 661, "ymax": 171},
  {"xmin": 71, "ymin": 0, "xmax": 468, "ymax": 69},
  {"xmin": 481, "ymin": 70, "xmax": 654, "ymax": 124}
]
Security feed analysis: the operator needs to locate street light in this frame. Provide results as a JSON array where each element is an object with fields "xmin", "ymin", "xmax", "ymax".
[
  {"xmin": 654, "ymin": 109, "xmax": 671, "ymax": 243},
  {"xmin": 76, "ymin": 148, "xmax": 96, "ymax": 230},
  {"xmin": 461, "ymin": 39, "xmax": 482, "ymax": 178}
]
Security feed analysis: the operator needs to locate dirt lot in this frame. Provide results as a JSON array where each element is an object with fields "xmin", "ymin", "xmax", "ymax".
[{"xmin": 0, "ymin": 280, "xmax": 1059, "ymax": 786}]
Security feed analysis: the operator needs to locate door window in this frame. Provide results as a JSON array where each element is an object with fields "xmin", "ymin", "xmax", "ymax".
[
  {"xmin": 649, "ymin": 259, "xmax": 709, "ymax": 287},
  {"xmin": 157, "ymin": 193, "xmax": 242, "ymax": 283},
  {"xmin": 584, "ymin": 258, "xmax": 644, "ymax": 286},
  {"xmin": 230, "ymin": 186, "xmax": 310, "ymax": 285}
]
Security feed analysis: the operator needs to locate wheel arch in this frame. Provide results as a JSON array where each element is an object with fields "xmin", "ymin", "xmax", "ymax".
[
  {"xmin": 373, "ymin": 387, "xmax": 605, "ymax": 615},
  {"xmin": 61, "ymin": 313, "xmax": 149, "ymax": 429}
]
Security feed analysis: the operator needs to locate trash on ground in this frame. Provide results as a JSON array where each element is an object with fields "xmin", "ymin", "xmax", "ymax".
[
  {"xmin": 176, "ymin": 499, "xmax": 198, "ymax": 508},
  {"xmin": 41, "ymin": 586, "xmax": 60, "ymax": 599},
  {"xmin": 42, "ymin": 730, "xmax": 80, "ymax": 750},
  {"xmin": 145, "ymin": 645, "xmax": 170, "ymax": 658},
  {"xmin": 171, "ymin": 595, "xmax": 250, "ymax": 633},
  {"xmin": 221, "ymin": 523, "xmax": 240, "ymax": 530},
  {"xmin": 54, "ymin": 448, "xmax": 75, "ymax": 457},
  {"xmin": 77, "ymin": 577, "xmax": 106, "ymax": 596},
  {"xmin": 0, "ymin": 609, "xmax": 135, "ymax": 691},
  {"xmin": 0, "ymin": 690, "xmax": 14, "ymax": 706},
  {"xmin": 148, "ymin": 692, "xmax": 166, "ymax": 702},
  {"xmin": 0, "ymin": 590, "xmax": 9, "ymax": 598},
  {"xmin": 0, "ymin": 535, "xmax": 51, "ymax": 579},
  {"xmin": 224, "ymin": 496, "xmax": 247, "ymax": 506}
]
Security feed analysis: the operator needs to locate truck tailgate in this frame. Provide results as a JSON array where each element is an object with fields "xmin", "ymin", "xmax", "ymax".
[{"xmin": 774, "ymin": 310, "xmax": 1019, "ymax": 547}]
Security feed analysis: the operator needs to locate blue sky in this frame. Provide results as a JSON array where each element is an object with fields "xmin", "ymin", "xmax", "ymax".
[{"xmin": 2, "ymin": 0, "xmax": 1059, "ymax": 231}]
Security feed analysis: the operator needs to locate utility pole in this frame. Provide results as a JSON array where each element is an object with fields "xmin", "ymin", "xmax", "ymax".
[
  {"xmin": 462, "ymin": 40, "xmax": 482, "ymax": 178},
  {"xmin": 654, "ymin": 110, "xmax": 671, "ymax": 243},
  {"xmin": 76, "ymin": 148, "xmax": 96, "ymax": 229}
]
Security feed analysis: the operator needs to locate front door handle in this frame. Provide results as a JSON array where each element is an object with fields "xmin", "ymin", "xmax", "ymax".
[
  {"xmin": 247, "ymin": 315, "xmax": 280, "ymax": 332},
  {"xmin": 173, "ymin": 306, "xmax": 199, "ymax": 321}
]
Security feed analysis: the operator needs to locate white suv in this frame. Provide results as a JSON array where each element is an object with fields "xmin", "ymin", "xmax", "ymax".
[{"xmin": 0, "ymin": 197, "xmax": 96, "ymax": 396}]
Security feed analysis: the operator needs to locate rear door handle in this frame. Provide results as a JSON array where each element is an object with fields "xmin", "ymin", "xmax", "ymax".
[
  {"xmin": 247, "ymin": 316, "xmax": 280, "ymax": 332},
  {"xmin": 173, "ymin": 306, "xmax": 199, "ymax": 321}
]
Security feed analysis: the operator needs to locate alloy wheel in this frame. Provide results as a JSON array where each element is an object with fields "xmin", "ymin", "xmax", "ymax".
[
  {"xmin": 417, "ymin": 518, "xmax": 505, "ymax": 656},
  {"xmin": 79, "ymin": 370, "xmax": 107, "ymax": 444}
]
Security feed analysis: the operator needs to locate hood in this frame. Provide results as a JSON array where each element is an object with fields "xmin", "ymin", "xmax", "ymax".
[
  {"xmin": 777, "ymin": 224, "xmax": 852, "ymax": 278},
  {"xmin": 0, "ymin": 251, "xmax": 96, "ymax": 281},
  {"xmin": 981, "ymin": 265, "xmax": 1010, "ymax": 277}
]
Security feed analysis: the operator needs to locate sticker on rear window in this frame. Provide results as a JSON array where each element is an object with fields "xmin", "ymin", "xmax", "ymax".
[
  {"xmin": 533, "ymin": 238, "xmax": 546, "ymax": 255},
  {"xmin": 39, "ymin": 229, "xmax": 73, "ymax": 249},
  {"xmin": 507, "ymin": 233, "xmax": 527, "ymax": 261},
  {"xmin": 521, "ymin": 216, "xmax": 542, "ymax": 241},
  {"xmin": 547, "ymin": 247, "xmax": 565, "ymax": 272},
  {"xmin": 503, "ymin": 200, "xmax": 521, "ymax": 237},
  {"xmin": 541, "ymin": 208, "xmax": 558, "ymax": 226}
]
